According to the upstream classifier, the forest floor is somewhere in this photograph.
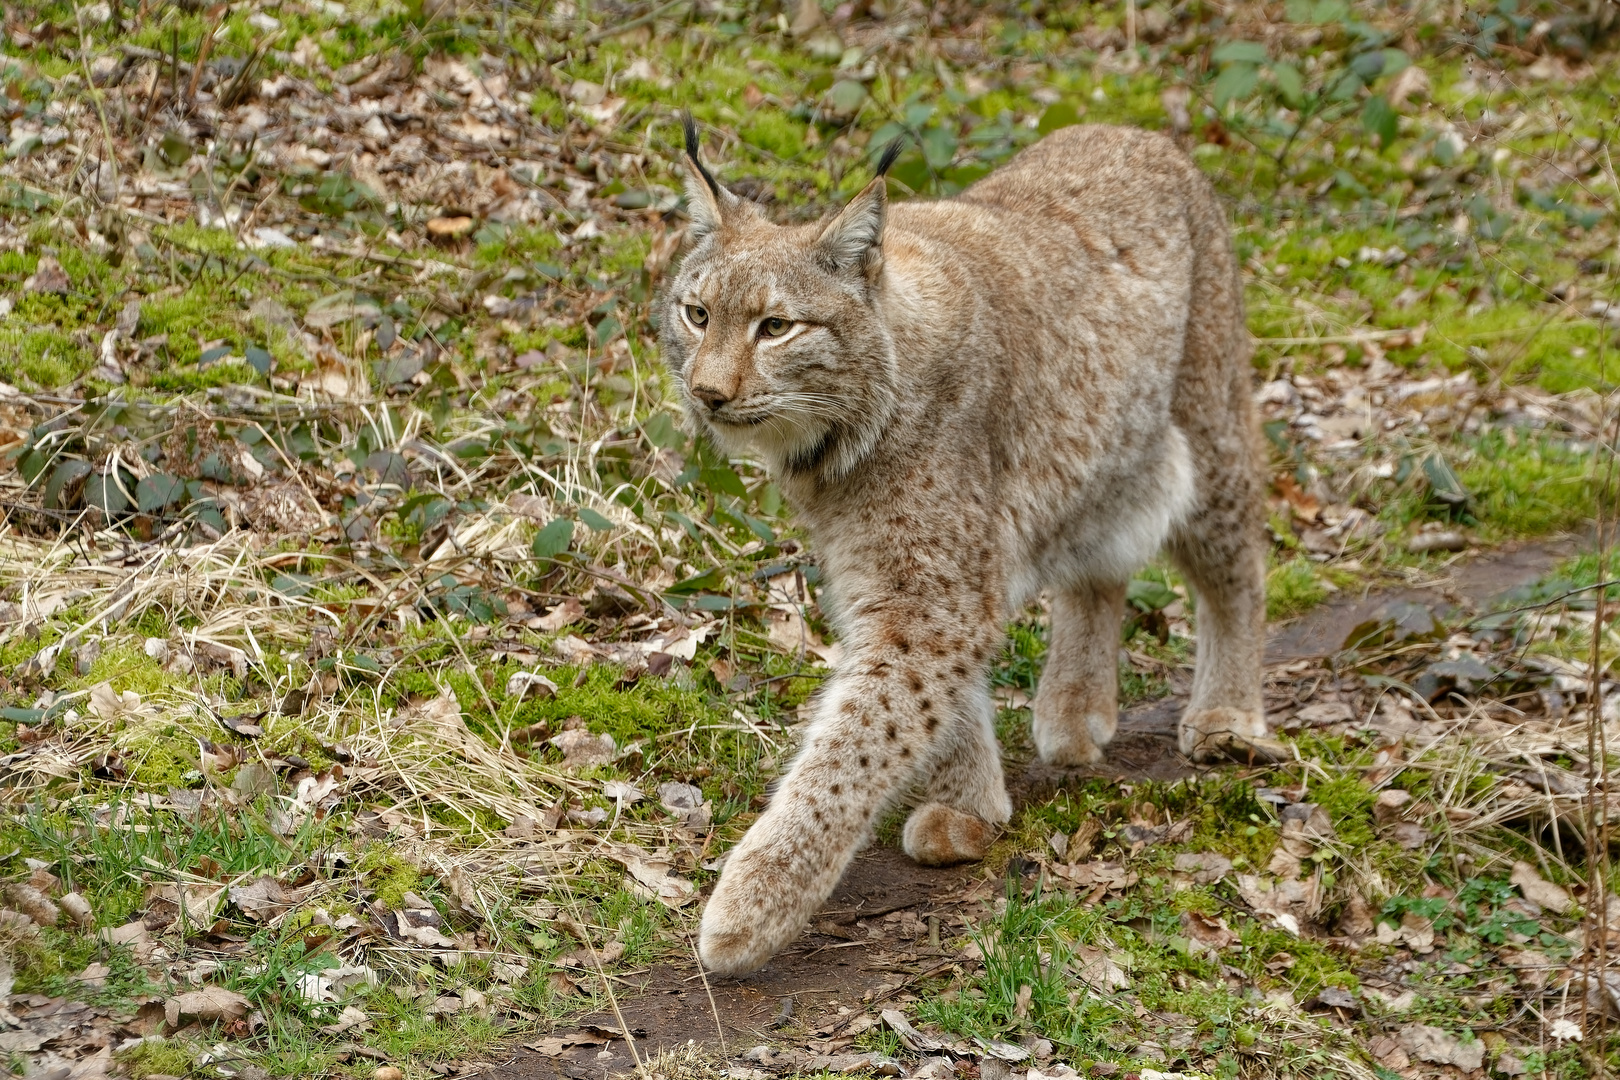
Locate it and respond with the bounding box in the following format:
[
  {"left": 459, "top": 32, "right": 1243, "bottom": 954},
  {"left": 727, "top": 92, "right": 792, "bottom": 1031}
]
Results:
[{"left": 0, "top": 0, "right": 1617, "bottom": 1078}]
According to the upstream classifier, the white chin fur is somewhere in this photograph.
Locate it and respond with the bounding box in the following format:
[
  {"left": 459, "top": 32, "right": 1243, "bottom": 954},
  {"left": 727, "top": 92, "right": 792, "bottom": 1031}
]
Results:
[{"left": 709, "top": 412, "right": 831, "bottom": 471}]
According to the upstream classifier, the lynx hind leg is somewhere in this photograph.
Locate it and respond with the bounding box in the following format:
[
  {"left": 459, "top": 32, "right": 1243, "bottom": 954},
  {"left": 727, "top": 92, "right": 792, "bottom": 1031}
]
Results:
[
  {"left": 1032, "top": 581, "right": 1126, "bottom": 766},
  {"left": 1168, "top": 444, "right": 1268, "bottom": 761},
  {"left": 903, "top": 688, "right": 1011, "bottom": 866}
]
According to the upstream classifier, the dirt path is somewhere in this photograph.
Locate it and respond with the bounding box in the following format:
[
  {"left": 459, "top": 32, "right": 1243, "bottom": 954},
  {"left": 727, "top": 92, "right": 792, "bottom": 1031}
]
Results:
[{"left": 475, "top": 537, "right": 1583, "bottom": 1078}]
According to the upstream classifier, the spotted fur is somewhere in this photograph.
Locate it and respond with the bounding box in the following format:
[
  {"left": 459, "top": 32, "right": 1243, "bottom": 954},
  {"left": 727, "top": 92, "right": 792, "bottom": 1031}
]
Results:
[{"left": 662, "top": 123, "right": 1267, "bottom": 976}]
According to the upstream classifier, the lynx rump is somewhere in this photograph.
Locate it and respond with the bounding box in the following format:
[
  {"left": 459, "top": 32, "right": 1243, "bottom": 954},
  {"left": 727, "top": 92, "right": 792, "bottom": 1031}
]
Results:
[{"left": 662, "top": 118, "right": 1267, "bottom": 976}]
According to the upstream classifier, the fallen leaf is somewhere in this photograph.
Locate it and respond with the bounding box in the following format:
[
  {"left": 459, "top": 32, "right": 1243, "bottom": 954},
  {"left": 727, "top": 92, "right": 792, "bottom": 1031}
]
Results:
[
  {"left": 550, "top": 729, "right": 616, "bottom": 769},
  {"left": 228, "top": 876, "right": 295, "bottom": 921},
  {"left": 1171, "top": 852, "right": 1232, "bottom": 884},
  {"left": 537, "top": 598, "right": 585, "bottom": 631},
  {"left": 321, "top": 1004, "right": 370, "bottom": 1035},
  {"left": 619, "top": 854, "right": 698, "bottom": 908},
  {"left": 1180, "top": 910, "right": 1238, "bottom": 954},
  {"left": 603, "top": 779, "right": 645, "bottom": 805},
  {"left": 1294, "top": 701, "right": 1354, "bottom": 726},
  {"left": 657, "top": 780, "right": 712, "bottom": 831},
  {"left": 881, "top": 1009, "right": 943, "bottom": 1052},
  {"left": 1049, "top": 860, "right": 1137, "bottom": 892},
  {"left": 295, "top": 964, "right": 377, "bottom": 1003},
  {"left": 1069, "top": 945, "right": 1130, "bottom": 990},
  {"left": 1397, "top": 1024, "right": 1484, "bottom": 1071},
  {"left": 1511, "top": 861, "right": 1572, "bottom": 914},
  {"left": 24, "top": 255, "right": 70, "bottom": 294},
  {"left": 505, "top": 670, "right": 558, "bottom": 701},
  {"left": 166, "top": 986, "right": 251, "bottom": 1028},
  {"left": 4, "top": 884, "right": 58, "bottom": 927},
  {"left": 1373, "top": 788, "right": 1412, "bottom": 824}
]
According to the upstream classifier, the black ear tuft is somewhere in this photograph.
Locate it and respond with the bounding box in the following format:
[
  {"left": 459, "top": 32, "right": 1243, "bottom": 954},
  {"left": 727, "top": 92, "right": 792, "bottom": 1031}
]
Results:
[
  {"left": 874, "top": 135, "right": 907, "bottom": 178},
  {"left": 682, "top": 112, "right": 724, "bottom": 201},
  {"left": 682, "top": 112, "right": 701, "bottom": 161}
]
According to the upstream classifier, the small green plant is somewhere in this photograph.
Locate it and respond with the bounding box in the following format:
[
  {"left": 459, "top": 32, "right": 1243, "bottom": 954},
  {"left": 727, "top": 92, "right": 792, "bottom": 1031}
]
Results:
[{"left": 1205, "top": 0, "right": 1415, "bottom": 180}]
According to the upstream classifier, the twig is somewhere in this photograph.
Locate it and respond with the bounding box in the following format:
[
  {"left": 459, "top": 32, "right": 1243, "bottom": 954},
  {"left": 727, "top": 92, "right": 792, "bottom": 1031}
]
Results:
[{"left": 580, "top": 0, "right": 689, "bottom": 46}]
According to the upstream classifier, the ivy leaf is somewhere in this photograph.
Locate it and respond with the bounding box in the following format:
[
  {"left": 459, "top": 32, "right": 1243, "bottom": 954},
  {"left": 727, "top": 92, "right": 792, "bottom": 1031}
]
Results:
[
  {"left": 43, "top": 460, "right": 91, "bottom": 510},
  {"left": 665, "top": 566, "right": 726, "bottom": 596},
  {"left": 1270, "top": 62, "right": 1305, "bottom": 108},
  {"left": 920, "top": 125, "right": 957, "bottom": 170},
  {"left": 531, "top": 518, "right": 574, "bottom": 559},
  {"left": 85, "top": 471, "right": 131, "bottom": 518},
  {"left": 1349, "top": 50, "right": 1387, "bottom": 80},
  {"left": 1362, "top": 94, "right": 1398, "bottom": 148},
  {"left": 578, "top": 507, "right": 615, "bottom": 532},
  {"left": 1127, "top": 578, "right": 1179, "bottom": 613},
  {"left": 642, "top": 411, "right": 686, "bottom": 451},
  {"left": 1038, "top": 100, "right": 1083, "bottom": 135},
  {"left": 244, "top": 345, "right": 273, "bottom": 376},
  {"left": 1212, "top": 63, "right": 1260, "bottom": 108},
  {"left": 136, "top": 473, "right": 186, "bottom": 513},
  {"left": 1379, "top": 48, "right": 1411, "bottom": 76},
  {"left": 1212, "top": 40, "right": 1269, "bottom": 64},
  {"left": 699, "top": 461, "right": 748, "bottom": 500}
]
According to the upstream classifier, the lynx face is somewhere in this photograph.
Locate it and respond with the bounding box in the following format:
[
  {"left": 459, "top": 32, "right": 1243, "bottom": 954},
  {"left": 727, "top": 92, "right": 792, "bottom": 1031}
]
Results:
[{"left": 660, "top": 157, "right": 899, "bottom": 478}]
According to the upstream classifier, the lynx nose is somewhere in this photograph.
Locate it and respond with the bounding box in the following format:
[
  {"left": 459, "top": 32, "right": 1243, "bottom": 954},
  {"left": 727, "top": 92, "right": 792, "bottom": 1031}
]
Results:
[{"left": 691, "top": 385, "right": 732, "bottom": 412}]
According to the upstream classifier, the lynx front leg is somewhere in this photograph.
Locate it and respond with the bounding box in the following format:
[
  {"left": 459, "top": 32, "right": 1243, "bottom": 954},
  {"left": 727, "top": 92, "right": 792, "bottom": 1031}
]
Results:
[
  {"left": 699, "top": 609, "right": 998, "bottom": 976},
  {"left": 1170, "top": 489, "right": 1268, "bottom": 760},
  {"left": 903, "top": 684, "right": 1011, "bottom": 866},
  {"left": 1032, "top": 581, "right": 1126, "bottom": 765}
]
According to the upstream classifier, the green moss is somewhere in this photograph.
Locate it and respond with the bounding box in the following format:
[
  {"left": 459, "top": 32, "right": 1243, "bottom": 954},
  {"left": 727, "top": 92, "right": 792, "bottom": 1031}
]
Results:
[
  {"left": 1310, "top": 773, "right": 1377, "bottom": 849},
  {"left": 119, "top": 735, "right": 194, "bottom": 790},
  {"left": 118, "top": 1036, "right": 197, "bottom": 1079},
  {"left": 1267, "top": 557, "right": 1329, "bottom": 620},
  {"left": 1458, "top": 430, "right": 1599, "bottom": 538},
  {"left": 742, "top": 112, "right": 806, "bottom": 160},
  {"left": 358, "top": 843, "right": 424, "bottom": 909}
]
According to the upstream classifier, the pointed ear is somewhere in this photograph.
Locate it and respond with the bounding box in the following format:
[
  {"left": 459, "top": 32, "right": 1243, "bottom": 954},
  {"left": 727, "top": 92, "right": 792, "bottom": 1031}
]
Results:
[
  {"left": 816, "top": 137, "right": 905, "bottom": 281},
  {"left": 682, "top": 113, "right": 739, "bottom": 241}
]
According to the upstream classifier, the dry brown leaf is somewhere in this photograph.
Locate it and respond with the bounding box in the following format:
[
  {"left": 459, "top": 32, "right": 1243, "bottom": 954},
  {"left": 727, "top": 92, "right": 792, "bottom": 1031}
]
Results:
[
  {"left": 165, "top": 986, "right": 251, "bottom": 1028},
  {"left": 550, "top": 729, "right": 616, "bottom": 769},
  {"left": 1510, "top": 861, "right": 1572, "bottom": 914},
  {"left": 1397, "top": 1024, "right": 1483, "bottom": 1071}
]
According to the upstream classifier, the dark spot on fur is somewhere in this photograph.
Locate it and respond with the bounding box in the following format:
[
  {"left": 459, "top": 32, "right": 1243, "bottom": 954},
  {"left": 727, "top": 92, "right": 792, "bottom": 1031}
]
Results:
[{"left": 885, "top": 723, "right": 898, "bottom": 741}]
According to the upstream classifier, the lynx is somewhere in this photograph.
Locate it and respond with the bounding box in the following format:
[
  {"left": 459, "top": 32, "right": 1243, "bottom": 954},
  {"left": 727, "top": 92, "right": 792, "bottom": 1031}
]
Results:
[{"left": 661, "top": 117, "right": 1267, "bottom": 976}]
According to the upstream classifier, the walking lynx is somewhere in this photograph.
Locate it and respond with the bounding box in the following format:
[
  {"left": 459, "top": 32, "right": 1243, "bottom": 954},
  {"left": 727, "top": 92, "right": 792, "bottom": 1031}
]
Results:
[{"left": 662, "top": 118, "right": 1266, "bottom": 976}]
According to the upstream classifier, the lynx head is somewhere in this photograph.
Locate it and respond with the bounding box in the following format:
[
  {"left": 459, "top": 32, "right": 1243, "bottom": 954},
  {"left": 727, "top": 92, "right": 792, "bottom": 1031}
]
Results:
[{"left": 661, "top": 116, "right": 904, "bottom": 481}]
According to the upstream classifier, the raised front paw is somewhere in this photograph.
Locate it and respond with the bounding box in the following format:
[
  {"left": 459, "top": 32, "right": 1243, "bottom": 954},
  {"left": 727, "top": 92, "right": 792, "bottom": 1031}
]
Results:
[{"left": 902, "top": 802, "right": 1000, "bottom": 866}]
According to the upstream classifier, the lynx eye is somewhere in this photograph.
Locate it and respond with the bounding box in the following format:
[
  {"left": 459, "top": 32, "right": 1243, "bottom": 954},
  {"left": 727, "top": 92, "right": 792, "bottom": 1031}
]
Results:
[
  {"left": 760, "top": 317, "right": 793, "bottom": 338},
  {"left": 685, "top": 304, "right": 709, "bottom": 328}
]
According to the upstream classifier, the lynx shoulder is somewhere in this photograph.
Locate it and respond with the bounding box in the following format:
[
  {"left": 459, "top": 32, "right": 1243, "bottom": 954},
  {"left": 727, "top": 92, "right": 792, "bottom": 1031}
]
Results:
[{"left": 662, "top": 118, "right": 1267, "bottom": 976}]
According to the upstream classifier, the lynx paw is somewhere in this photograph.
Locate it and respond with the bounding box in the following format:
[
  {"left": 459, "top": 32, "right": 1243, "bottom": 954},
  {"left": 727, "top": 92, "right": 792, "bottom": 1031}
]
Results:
[
  {"left": 903, "top": 803, "right": 1000, "bottom": 866},
  {"left": 1033, "top": 721, "right": 1107, "bottom": 766},
  {"left": 1179, "top": 707, "right": 1277, "bottom": 762},
  {"left": 698, "top": 857, "right": 805, "bottom": 976}
]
